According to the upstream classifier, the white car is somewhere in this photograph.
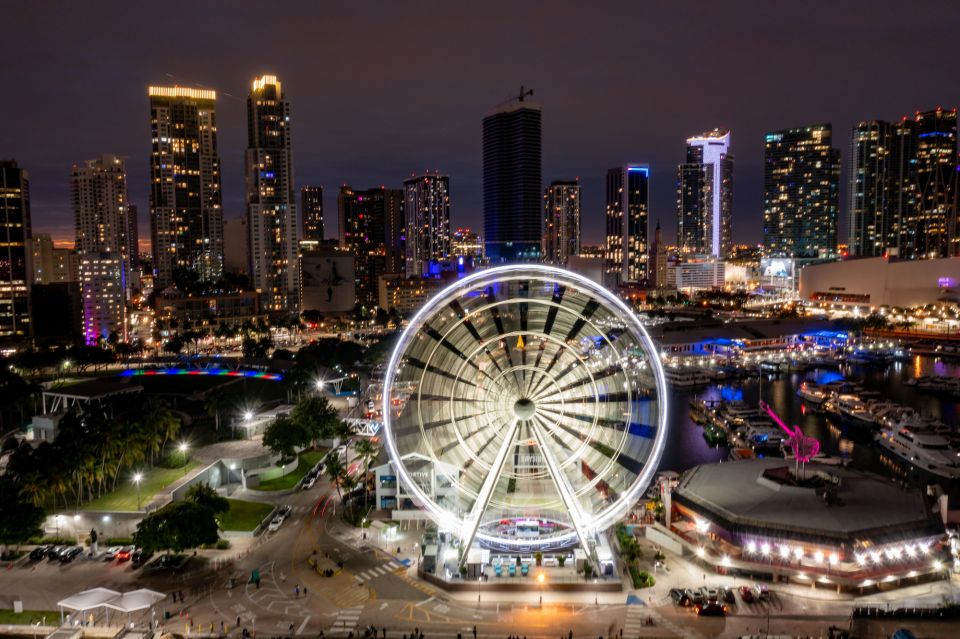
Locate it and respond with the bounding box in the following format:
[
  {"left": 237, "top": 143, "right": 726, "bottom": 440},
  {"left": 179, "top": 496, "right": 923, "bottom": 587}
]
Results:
[
  {"left": 267, "top": 517, "right": 284, "bottom": 532},
  {"left": 302, "top": 475, "right": 317, "bottom": 490}
]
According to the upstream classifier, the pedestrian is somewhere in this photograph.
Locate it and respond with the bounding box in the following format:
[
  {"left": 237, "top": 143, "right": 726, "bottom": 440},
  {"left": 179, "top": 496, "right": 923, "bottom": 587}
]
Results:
[
  {"left": 179, "top": 590, "right": 184, "bottom": 602},
  {"left": 473, "top": 626, "right": 477, "bottom": 639},
  {"left": 220, "top": 621, "right": 225, "bottom": 635},
  {"left": 172, "top": 592, "right": 178, "bottom": 603},
  {"left": 294, "top": 584, "right": 300, "bottom": 598},
  {"left": 382, "top": 628, "right": 386, "bottom": 639},
  {"left": 303, "top": 586, "right": 308, "bottom": 596},
  {"left": 237, "top": 616, "right": 241, "bottom": 628},
  {"left": 289, "top": 623, "right": 295, "bottom": 634},
  {"left": 568, "top": 631, "right": 573, "bottom": 639}
]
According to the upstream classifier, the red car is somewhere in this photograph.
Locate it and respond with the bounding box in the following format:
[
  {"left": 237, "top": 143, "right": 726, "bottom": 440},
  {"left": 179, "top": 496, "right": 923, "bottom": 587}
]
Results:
[
  {"left": 738, "top": 585, "right": 755, "bottom": 603},
  {"left": 116, "top": 546, "right": 133, "bottom": 562}
]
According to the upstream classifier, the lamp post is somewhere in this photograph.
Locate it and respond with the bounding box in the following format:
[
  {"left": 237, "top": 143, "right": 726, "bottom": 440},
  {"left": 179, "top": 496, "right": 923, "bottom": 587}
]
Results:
[
  {"left": 537, "top": 572, "right": 545, "bottom": 607},
  {"left": 178, "top": 442, "right": 189, "bottom": 476},
  {"left": 133, "top": 473, "right": 143, "bottom": 511}
]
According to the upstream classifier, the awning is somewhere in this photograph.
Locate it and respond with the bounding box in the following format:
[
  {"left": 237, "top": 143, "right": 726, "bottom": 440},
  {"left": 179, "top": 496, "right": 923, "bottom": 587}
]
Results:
[
  {"left": 102, "top": 589, "right": 166, "bottom": 613},
  {"left": 57, "top": 588, "right": 121, "bottom": 612}
]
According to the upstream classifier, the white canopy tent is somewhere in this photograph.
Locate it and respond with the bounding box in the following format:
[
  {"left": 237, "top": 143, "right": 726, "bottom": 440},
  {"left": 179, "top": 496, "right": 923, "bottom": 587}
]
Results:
[{"left": 57, "top": 588, "right": 165, "bottom": 626}]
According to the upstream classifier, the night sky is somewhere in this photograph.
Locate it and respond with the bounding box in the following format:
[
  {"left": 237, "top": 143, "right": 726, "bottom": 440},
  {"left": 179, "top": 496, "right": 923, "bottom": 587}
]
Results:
[{"left": 4, "top": 1, "right": 958, "bottom": 248}]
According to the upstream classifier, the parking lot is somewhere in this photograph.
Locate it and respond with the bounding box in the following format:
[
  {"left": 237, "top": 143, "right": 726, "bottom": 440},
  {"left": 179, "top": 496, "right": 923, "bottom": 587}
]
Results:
[{"left": 668, "top": 581, "right": 786, "bottom": 618}]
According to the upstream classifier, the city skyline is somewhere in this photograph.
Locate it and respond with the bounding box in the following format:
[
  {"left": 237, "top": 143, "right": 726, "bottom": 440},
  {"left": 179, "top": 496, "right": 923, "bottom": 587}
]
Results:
[{"left": 6, "top": 2, "right": 959, "bottom": 250}]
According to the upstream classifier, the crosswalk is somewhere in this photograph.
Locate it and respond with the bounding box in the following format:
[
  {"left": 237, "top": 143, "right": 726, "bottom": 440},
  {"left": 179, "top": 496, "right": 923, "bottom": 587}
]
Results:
[
  {"left": 328, "top": 606, "right": 362, "bottom": 634},
  {"left": 354, "top": 560, "right": 406, "bottom": 582},
  {"left": 622, "top": 603, "right": 702, "bottom": 639}
]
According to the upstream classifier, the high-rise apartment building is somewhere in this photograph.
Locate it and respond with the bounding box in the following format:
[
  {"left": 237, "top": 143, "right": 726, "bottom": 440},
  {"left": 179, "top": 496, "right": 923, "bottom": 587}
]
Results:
[
  {"left": 0, "top": 161, "right": 31, "bottom": 340},
  {"left": 338, "top": 185, "right": 404, "bottom": 307},
  {"left": 677, "top": 129, "right": 733, "bottom": 257},
  {"left": 542, "top": 180, "right": 581, "bottom": 265},
  {"left": 301, "top": 186, "right": 324, "bottom": 242},
  {"left": 72, "top": 154, "right": 133, "bottom": 295},
  {"left": 127, "top": 204, "right": 140, "bottom": 268},
  {"left": 451, "top": 228, "right": 484, "bottom": 262},
  {"left": 245, "top": 75, "right": 299, "bottom": 313},
  {"left": 483, "top": 90, "right": 542, "bottom": 262},
  {"left": 847, "top": 109, "right": 958, "bottom": 259},
  {"left": 404, "top": 173, "right": 450, "bottom": 276},
  {"left": 148, "top": 86, "right": 224, "bottom": 289},
  {"left": 29, "top": 234, "right": 78, "bottom": 285},
  {"left": 604, "top": 165, "right": 650, "bottom": 288},
  {"left": 79, "top": 254, "right": 126, "bottom": 346},
  {"left": 763, "top": 125, "right": 840, "bottom": 258}
]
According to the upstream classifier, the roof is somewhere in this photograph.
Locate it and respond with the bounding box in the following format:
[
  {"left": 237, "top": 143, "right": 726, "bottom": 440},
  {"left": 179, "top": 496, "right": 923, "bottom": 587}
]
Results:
[
  {"left": 673, "top": 458, "right": 940, "bottom": 543},
  {"left": 43, "top": 378, "right": 142, "bottom": 400},
  {"left": 649, "top": 318, "right": 841, "bottom": 347},
  {"left": 58, "top": 588, "right": 121, "bottom": 611},
  {"left": 58, "top": 588, "right": 165, "bottom": 613}
]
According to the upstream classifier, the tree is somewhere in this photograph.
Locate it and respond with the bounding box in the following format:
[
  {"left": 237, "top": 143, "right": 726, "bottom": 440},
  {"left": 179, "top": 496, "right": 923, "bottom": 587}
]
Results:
[
  {"left": 354, "top": 438, "right": 379, "bottom": 514},
  {"left": 262, "top": 416, "right": 307, "bottom": 461},
  {"left": 186, "top": 483, "right": 229, "bottom": 516},
  {"left": 324, "top": 454, "right": 347, "bottom": 501},
  {"left": 0, "top": 478, "right": 45, "bottom": 547},
  {"left": 291, "top": 395, "right": 340, "bottom": 446},
  {"left": 133, "top": 501, "right": 220, "bottom": 553}
]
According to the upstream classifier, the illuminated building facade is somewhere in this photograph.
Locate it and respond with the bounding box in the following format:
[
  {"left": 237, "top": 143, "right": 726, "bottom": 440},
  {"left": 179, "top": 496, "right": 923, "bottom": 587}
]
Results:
[
  {"left": 377, "top": 274, "right": 443, "bottom": 317},
  {"left": 604, "top": 164, "right": 649, "bottom": 288},
  {"left": 148, "top": 86, "right": 223, "bottom": 288},
  {"left": 301, "top": 185, "right": 324, "bottom": 241},
  {"left": 542, "top": 180, "right": 580, "bottom": 265},
  {"left": 79, "top": 253, "right": 125, "bottom": 345},
  {"left": 72, "top": 154, "right": 133, "bottom": 296},
  {"left": 848, "top": 110, "right": 958, "bottom": 259},
  {"left": 245, "top": 75, "right": 299, "bottom": 312},
  {"left": 763, "top": 124, "right": 840, "bottom": 258},
  {"left": 483, "top": 93, "right": 542, "bottom": 262},
  {"left": 404, "top": 173, "right": 450, "bottom": 277},
  {"left": 338, "top": 185, "right": 404, "bottom": 307},
  {"left": 0, "top": 161, "right": 31, "bottom": 341},
  {"left": 677, "top": 129, "right": 733, "bottom": 257},
  {"left": 451, "top": 228, "right": 483, "bottom": 262}
]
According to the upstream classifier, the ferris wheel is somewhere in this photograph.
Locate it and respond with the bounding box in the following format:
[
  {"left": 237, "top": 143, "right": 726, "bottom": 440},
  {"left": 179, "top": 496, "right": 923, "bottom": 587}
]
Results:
[{"left": 381, "top": 265, "right": 668, "bottom": 556}]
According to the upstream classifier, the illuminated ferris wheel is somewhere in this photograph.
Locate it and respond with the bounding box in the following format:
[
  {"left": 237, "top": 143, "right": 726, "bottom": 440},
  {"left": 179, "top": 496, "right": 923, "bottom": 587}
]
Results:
[{"left": 381, "top": 265, "right": 668, "bottom": 556}]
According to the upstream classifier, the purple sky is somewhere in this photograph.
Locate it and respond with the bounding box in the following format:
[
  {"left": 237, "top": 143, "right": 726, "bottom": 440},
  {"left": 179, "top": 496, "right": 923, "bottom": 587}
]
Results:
[{"left": 4, "top": 1, "right": 958, "bottom": 248}]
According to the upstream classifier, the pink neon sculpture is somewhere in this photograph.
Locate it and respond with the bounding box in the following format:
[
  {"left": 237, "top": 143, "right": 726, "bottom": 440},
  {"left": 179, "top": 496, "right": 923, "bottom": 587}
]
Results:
[{"left": 759, "top": 400, "right": 820, "bottom": 463}]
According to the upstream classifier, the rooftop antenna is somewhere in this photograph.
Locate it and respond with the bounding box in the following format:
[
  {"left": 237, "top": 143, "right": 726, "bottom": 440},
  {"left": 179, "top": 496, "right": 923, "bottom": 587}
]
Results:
[{"left": 517, "top": 86, "right": 533, "bottom": 102}]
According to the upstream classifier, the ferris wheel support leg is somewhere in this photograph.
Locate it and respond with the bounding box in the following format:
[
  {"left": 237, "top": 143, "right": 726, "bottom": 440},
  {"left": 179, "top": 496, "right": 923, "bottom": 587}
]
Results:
[
  {"left": 458, "top": 418, "right": 520, "bottom": 569},
  {"left": 530, "top": 421, "right": 599, "bottom": 570}
]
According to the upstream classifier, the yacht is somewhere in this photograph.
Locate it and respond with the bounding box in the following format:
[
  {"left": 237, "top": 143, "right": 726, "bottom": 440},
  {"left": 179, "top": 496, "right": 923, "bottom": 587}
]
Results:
[
  {"left": 824, "top": 394, "right": 876, "bottom": 429},
  {"left": 796, "top": 381, "right": 830, "bottom": 405},
  {"left": 875, "top": 427, "right": 960, "bottom": 481},
  {"left": 663, "top": 366, "right": 711, "bottom": 388}
]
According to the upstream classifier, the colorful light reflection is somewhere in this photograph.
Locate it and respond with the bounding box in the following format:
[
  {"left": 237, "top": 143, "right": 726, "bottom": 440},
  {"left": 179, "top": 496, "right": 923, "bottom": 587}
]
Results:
[{"left": 120, "top": 367, "right": 283, "bottom": 381}]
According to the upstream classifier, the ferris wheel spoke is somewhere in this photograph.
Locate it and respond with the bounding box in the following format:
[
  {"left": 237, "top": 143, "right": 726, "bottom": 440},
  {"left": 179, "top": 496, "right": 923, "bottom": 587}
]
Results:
[
  {"left": 529, "top": 420, "right": 599, "bottom": 567},
  {"left": 459, "top": 418, "right": 520, "bottom": 563}
]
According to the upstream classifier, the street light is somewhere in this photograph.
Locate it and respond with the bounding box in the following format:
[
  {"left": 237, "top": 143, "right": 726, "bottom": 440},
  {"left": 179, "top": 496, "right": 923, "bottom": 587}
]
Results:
[
  {"left": 244, "top": 411, "right": 253, "bottom": 422},
  {"left": 133, "top": 472, "right": 143, "bottom": 511},
  {"left": 537, "top": 572, "right": 545, "bottom": 606},
  {"left": 178, "top": 442, "right": 189, "bottom": 475}
]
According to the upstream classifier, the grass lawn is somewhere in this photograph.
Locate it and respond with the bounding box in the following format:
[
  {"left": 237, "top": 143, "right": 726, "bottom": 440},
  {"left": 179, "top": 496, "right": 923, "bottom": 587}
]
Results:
[
  {"left": 0, "top": 609, "right": 59, "bottom": 625},
  {"left": 255, "top": 450, "right": 326, "bottom": 491},
  {"left": 219, "top": 499, "right": 274, "bottom": 531},
  {"left": 83, "top": 461, "right": 200, "bottom": 512}
]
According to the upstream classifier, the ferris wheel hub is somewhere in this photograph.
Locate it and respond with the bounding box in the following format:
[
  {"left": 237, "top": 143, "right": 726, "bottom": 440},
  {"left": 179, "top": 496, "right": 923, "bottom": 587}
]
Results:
[{"left": 512, "top": 398, "right": 537, "bottom": 420}]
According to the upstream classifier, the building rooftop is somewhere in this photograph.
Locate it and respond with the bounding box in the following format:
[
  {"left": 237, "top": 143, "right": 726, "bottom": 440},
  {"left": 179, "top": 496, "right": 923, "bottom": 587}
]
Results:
[
  {"left": 673, "top": 458, "right": 940, "bottom": 544},
  {"left": 648, "top": 317, "right": 840, "bottom": 347}
]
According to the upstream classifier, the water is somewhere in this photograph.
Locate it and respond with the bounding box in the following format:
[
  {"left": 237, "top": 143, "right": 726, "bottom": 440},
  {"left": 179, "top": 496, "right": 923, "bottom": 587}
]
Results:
[{"left": 658, "top": 356, "right": 960, "bottom": 494}]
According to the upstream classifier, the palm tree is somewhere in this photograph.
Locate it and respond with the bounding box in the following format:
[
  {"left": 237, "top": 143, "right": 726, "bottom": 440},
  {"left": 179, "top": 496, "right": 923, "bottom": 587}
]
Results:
[
  {"left": 140, "top": 397, "right": 180, "bottom": 465},
  {"left": 354, "top": 438, "right": 379, "bottom": 515},
  {"left": 325, "top": 454, "right": 346, "bottom": 502},
  {"left": 205, "top": 386, "right": 228, "bottom": 432}
]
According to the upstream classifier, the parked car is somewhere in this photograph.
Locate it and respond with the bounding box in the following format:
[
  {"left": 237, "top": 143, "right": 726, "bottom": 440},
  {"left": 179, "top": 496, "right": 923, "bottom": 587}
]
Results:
[
  {"left": 116, "top": 546, "right": 134, "bottom": 562},
  {"left": 131, "top": 548, "right": 153, "bottom": 567},
  {"left": 704, "top": 587, "right": 720, "bottom": 602},
  {"left": 738, "top": 585, "right": 755, "bottom": 603},
  {"left": 59, "top": 547, "right": 83, "bottom": 563},
  {"left": 277, "top": 505, "right": 292, "bottom": 518},
  {"left": 268, "top": 516, "right": 285, "bottom": 532},
  {"left": 46, "top": 546, "right": 65, "bottom": 560},
  {"left": 753, "top": 583, "right": 770, "bottom": 600},
  {"left": 302, "top": 475, "right": 317, "bottom": 490},
  {"left": 30, "top": 545, "right": 51, "bottom": 561},
  {"left": 669, "top": 588, "right": 692, "bottom": 607},
  {"left": 696, "top": 601, "right": 727, "bottom": 616},
  {"left": 688, "top": 588, "right": 704, "bottom": 605},
  {"left": 720, "top": 587, "right": 736, "bottom": 605},
  {"left": 102, "top": 546, "right": 122, "bottom": 560}
]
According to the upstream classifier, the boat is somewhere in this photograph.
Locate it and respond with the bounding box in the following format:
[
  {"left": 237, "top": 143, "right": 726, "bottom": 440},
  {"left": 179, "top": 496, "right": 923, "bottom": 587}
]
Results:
[
  {"left": 796, "top": 381, "right": 830, "bottom": 405},
  {"left": 823, "top": 394, "right": 876, "bottom": 429},
  {"left": 875, "top": 427, "right": 960, "bottom": 481},
  {"left": 663, "top": 366, "right": 711, "bottom": 388}
]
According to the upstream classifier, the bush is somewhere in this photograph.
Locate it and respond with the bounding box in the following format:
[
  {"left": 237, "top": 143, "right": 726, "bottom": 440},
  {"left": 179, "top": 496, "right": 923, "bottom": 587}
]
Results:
[
  {"left": 104, "top": 537, "right": 133, "bottom": 546},
  {"left": 629, "top": 566, "right": 655, "bottom": 589},
  {"left": 27, "top": 536, "right": 76, "bottom": 545},
  {"left": 1, "top": 550, "right": 25, "bottom": 560},
  {"left": 216, "top": 539, "right": 231, "bottom": 550},
  {"left": 557, "top": 555, "right": 566, "bottom": 568}
]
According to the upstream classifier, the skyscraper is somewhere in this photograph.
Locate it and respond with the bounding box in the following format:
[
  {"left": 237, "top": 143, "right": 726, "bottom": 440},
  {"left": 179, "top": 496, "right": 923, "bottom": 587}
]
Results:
[
  {"left": 127, "top": 204, "right": 140, "bottom": 268},
  {"left": 847, "top": 109, "right": 958, "bottom": 259},
  {"left": 483, "top": 89, "right": 542, "bottom": 262},
  {"left": 72, "top": 154, "right": 133, "bottom": 294},
  {"left": 677, "top": 129, "right": 733, "bottom": 257},
  {"left": 763, "top": 125, "right": 840, "bottom": 258},
  {"left": 0, "top": 161, "right": 31, "bottom": 340},
  {"left": 245, "top": 74, "right": 299, "bottom": 313},
  {"left": 404, "top": 173, "right": 450, "bottom": 276},
  {"left": 148, "top": 86, "right": 223, "bottom": 289},
  {"left": 848, "top": 120, "right": 895, "bottom": 257},
  {"left": 79, "top": 254, "right": 125, "bottom": 346},
  {"left": 604, "top": 165, "right": 650, "bottom": 288},
  {"left": 338, "top": 185, "right": 404, "bottom": 307},
  {"left": 542, "top": 180, "right": 581, "bottom": 265},
  {"left": 301, "top": 186, "right": 324, "bottom": 242},
  {"left": 908, "top": 109, "right": 958, "bottom": 258}
]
